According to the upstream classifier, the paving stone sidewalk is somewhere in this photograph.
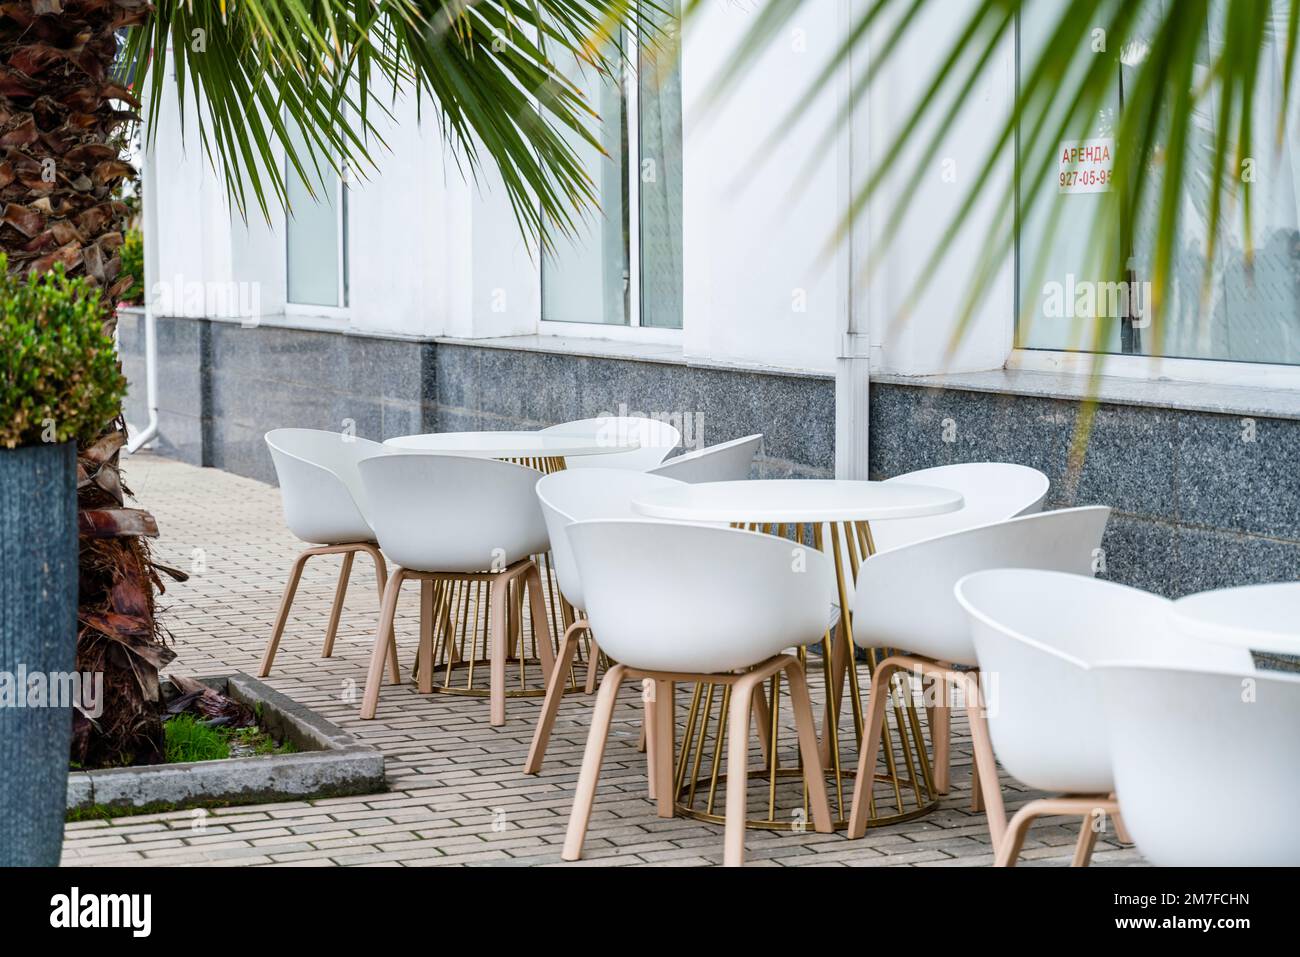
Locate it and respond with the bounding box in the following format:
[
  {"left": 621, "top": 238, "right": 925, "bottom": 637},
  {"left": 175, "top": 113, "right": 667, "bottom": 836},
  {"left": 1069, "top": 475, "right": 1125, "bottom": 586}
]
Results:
[{"left": 62, "top": 453, "right": 1144, "bottom": 868}]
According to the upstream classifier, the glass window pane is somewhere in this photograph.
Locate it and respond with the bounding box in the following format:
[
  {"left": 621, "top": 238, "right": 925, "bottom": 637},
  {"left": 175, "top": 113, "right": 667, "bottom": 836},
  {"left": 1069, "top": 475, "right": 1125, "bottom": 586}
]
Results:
[
  {"left": 542, "top": 33, "right": 631, "bottom": 326},
  {"left": 638, "top": 1, "right": 684, "bottom": 330},
  {"left": 286, "top": 120, "right": 342, "bottom": 308},
  {"left": 1018, "top": 1, "right": 1300, "bottom": 365},
  {"left": 1016, "top": 1, "right": 1124, "bottom": 354}
]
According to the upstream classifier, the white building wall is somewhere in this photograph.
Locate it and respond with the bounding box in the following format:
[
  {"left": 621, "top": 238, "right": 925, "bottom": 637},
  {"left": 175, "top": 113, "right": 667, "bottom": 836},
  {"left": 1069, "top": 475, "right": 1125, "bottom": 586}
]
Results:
[
  {"left": 680, "top": 1, "right": 849, "bottom": 375},
  {"left": 858, "top": 0, "right": 1016, "bottom": 375},
  {"left": 146, "top": 8, "right": 1016, "bottom": 375},
  {"left": 344, "top": 90, "right": 447, "bottom": 338}
]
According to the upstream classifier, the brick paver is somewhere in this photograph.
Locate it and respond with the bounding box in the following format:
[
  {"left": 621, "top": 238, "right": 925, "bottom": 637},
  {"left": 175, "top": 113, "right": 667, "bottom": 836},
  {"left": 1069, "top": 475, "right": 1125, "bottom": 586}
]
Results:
[{"left": 63, "top": 453, "right": 1145, "bottom": 868}]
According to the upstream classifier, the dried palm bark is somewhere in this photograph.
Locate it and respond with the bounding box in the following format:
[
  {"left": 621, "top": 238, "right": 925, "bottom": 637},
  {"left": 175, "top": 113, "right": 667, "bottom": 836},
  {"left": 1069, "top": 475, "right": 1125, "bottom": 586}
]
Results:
[{"left": 0, "top": 1, "right": 179, "bottom": 768}]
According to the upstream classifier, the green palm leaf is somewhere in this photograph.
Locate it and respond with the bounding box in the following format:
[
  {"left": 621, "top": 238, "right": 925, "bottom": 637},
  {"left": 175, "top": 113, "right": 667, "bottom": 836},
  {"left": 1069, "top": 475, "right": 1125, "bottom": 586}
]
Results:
[
  {"left": 716, "top": 0, "right": 1296, "bottom": 363},
  {"left": 121, "top": 1, "right": 659, "bottom": 247}
]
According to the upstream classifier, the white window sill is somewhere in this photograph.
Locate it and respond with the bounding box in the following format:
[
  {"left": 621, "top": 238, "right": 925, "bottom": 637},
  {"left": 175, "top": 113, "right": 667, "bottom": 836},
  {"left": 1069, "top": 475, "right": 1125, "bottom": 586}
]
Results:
[
  {"left": 872, "top": 366, "right": 1300, "bottom": 421},
  {"left": 435, "top": 334, "right": 832, "bottom": 380}
]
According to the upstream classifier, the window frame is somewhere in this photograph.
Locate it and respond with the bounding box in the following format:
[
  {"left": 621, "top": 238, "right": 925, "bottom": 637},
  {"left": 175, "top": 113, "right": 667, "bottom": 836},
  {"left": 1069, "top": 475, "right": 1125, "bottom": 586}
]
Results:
[
  {"left": 538, "top": 8, "right": 682, "bottom": 341},
  {"left": 284, "top": 134, "right": 350, "bottom": 319},
  {"left": 1011, "top": 7, "right": 1300, "bottom": 383}
]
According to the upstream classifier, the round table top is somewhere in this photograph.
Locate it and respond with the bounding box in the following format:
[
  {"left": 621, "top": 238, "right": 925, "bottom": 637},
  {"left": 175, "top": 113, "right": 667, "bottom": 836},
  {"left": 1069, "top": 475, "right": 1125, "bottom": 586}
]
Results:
[
  {"left": 384, "top": 430, "right": 640, "bottom": 458},
  {"left": 631, "top": 479, "right": 964, "bottom": 524},
  {"left": 1170, "top": 582, "right": 1300, "bottom": 657}
]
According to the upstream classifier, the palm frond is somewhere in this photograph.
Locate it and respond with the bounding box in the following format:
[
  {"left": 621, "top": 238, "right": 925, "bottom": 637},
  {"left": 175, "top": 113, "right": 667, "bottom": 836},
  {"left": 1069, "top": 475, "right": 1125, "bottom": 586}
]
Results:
[
  {"left": 122, "top": 1, "right": 662, "bottom": 246},
  {"left": 716, "top": 0, "right": 1296, "bottom": 361}
]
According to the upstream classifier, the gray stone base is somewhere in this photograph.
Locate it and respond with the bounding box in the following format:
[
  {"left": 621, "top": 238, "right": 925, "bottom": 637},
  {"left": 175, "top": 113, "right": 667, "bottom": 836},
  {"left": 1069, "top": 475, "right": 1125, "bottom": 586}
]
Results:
[
  {"left": 67, "top": 674, "right": 385, "bottom": 813},
  {"left": 119, "top": 314, "right": 1300, "bottom": 600}
]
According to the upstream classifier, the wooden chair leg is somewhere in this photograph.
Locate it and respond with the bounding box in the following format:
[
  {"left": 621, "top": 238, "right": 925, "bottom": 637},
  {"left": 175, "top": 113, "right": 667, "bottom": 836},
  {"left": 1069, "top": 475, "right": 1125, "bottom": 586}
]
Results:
[
  {"left": 259, "top": 549, "right": 313, "bottom": 678},
  {"left": 847, "top": 659, "right": 904, "bottom": 838},
  {"left": 992, "top": 795, "right": 1114, "bottom": 866},
  {"left": 1110, "top": 796, "right": 1134, "bottom": 844},
  {"left": 751, "top": 683, "right": 773, "bottom": 765},
  {"left": 524, "top": 564, "right": 555, "bottom": 682},
  {"left": 723, "top": 675, "right": 758, "bottom": 867},
  {"left": 321, "top": 551, "right": 355, "bottom": 659},
  {"left": 417, "top": 580, "right": 434, "bottom": 694},
  {"left": 363, "top": 548, "right": 400, "bottom": 686},
  {"left": 783, "top": 659, "right": 833, "bottom": 834},
  {"left": 929, "top": 676, "right": 951, "bottom": 794},
  {"left": 653, "top": 679, "right": 675, "bottom": 818},
  {"left": 993, "top": 801, "right": 1040, "bottom": 867},
  {"left": 1072, "top": 813, "right": 1101, "bottom": 867},
  {"left": 644, "top": 679, "right": 658, "bottom": 800},
  {"left": 360, "top": 571, "right": 405, "bottom": 719},
  {"left": 562, "top": 664, "right": 629, "bottom": 861},
  {"left": 584, "top": 639, "right": 602, "bottom": 695},
  {"left": 489, "top": 574, "right": 510, "bottom": 726},
  {"left": 961, "top": 671, "right": 1007, "bottom": 850},
  {"left": 637, "top": 721, "right": 647, "bottom": 752},
  {"left": 524, "top": 621, "right": 588, "bottom": 774}
]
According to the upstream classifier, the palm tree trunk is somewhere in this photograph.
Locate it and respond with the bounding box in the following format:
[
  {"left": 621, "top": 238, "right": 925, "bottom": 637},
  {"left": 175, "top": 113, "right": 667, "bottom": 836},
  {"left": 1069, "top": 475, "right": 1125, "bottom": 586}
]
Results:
[{"left": 1, "top": 0, "right": 178, "bottom": 767}]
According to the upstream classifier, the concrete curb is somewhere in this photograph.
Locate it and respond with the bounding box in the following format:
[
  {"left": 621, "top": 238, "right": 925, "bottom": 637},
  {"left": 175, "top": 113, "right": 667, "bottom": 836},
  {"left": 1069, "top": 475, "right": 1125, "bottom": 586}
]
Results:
[{"left": 68, "top": 673, "right": 385, "bottom": 813}]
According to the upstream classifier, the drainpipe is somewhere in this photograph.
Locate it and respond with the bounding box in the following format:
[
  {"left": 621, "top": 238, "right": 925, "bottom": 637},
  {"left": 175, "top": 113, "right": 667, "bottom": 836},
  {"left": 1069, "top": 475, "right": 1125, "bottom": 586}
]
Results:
[
  {"left": 834, "top": 0, "right": 871, "bottom": 481},
  {"left": 835, "top": 336, "right": 871, "bottom": 480},
  {"left": 125, "top": 123, "right": 160, "bottom": 456}
]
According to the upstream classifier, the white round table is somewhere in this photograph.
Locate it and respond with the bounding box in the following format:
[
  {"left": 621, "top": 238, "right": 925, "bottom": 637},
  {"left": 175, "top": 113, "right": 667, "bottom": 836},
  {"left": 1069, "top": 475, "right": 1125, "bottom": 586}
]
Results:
[
  {"left": 384, "top": 430, "right": 639, "bottom": 465},
  {"left": 1170, "top": 583, "right": 1300, "bottom": 658},
  {"left": 632, "top": 479, "right": 963, "bottom": 525},
  {"left": 630, "top": 479, "right": 964, "bottom": 831}
]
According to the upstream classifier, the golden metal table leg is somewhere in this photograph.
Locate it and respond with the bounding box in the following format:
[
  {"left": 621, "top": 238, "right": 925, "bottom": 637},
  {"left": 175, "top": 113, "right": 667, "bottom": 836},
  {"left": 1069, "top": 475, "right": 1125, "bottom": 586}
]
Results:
[{"left": 416, "top": 454, "right": 593, "bottom": 699}]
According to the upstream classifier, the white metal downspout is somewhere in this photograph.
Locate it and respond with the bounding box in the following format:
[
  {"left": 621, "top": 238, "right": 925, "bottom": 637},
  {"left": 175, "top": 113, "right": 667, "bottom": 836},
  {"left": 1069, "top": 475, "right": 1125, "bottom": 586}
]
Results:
[
  {"left": 834, "top": 0, "right": 871, "bottom": 480},
  {"left": 125, "top": 121, "right": 160, "bottom": 455}
]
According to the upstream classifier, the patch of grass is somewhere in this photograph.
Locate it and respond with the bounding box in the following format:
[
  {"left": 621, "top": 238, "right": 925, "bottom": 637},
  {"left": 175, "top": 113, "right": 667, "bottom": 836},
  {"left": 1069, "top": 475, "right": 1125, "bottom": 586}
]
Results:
[
  {"left": 67, "top": 799, "right": 238, "bottom": 823},
  {"left": 164, "top": 715, "right": 231, "bottom": 763},
  {"left": 226, "top": 725, "right": 298, "bottom": 756}
]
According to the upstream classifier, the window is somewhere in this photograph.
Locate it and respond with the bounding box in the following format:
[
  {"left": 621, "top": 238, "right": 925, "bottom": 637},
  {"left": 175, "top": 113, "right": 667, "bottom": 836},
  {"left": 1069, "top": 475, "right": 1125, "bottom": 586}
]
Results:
[
  {"left": 541, "top": 2, "right": 683, "bottom": 330},
  {"left": 1016, "top": 1, "right": 1300, "bottom": 365},
  {"left": 285, "top": 119, "right": 349, "bottom": 310}
]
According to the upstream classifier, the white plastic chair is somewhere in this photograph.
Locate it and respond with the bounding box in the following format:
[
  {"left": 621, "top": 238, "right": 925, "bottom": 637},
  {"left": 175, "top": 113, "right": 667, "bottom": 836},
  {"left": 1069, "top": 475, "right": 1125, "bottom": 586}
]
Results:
[
  {"left": 647, "top": 434, "right": 762, "bottom": 483},
  {"left": 525, "top": 469, "right": 686, "bottom": 774},
  {"left": 542, "top": 416, "right": 680, "bottom": 471},
  {"left": 955, "top": 568, "right": 1252, "bottom": 866},
  {"left": 259, "top": 429, "right": 397, "bottom": 683},
  {"left": 355, "top": 454, "right": 552, "bottom": 725},
  {"left": 1094, "top": 663, "right": 1300, "bottom": 866},
  {"left": 846, "top": 506, "right": 1110, "bottom": 847},
  {"left": 868, "top": 462, "right": 1050, "bottom": 553},
  {"left": 561, "top": 520, "right": 835, "bottom": 867}
]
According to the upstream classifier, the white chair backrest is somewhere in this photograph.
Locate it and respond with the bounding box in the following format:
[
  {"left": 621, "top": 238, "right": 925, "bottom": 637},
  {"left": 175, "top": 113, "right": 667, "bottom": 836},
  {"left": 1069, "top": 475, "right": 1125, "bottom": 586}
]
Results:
[
  {"left": 1095, "top": 663, "right": 1300, "bottom": 866},
  {"left": 852, "top": 506, "right": 1110, "bottom": 667},
  {"left": 543, "top": 416, "right": 681, "bottom": 471},
  {"left": 535, "top": 469, "right": 685, "bottom": 611},
  {"left": 955, "top": 568, "right": 1254, "bottom": 796},
  {"left": 357, "top": 454, "right": 549, "bottom": 572},
  {"left": 869, "top": 463, "right": 1050, "bottom": 553},
  {"left": 568, "top": 520, "right": 834, "bottom": 674},
  {"left": 647, "top": 434, "right": 762, "bottom": 483},
  {"left": 265, "top": 429, "right": 385, "bottom": 544}
]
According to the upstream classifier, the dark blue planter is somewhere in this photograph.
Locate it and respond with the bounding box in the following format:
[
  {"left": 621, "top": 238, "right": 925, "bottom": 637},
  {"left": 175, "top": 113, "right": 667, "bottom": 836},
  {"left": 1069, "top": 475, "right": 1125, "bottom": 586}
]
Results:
[{"left": 0, "top": 442, "right": 78, "bottom": 866}]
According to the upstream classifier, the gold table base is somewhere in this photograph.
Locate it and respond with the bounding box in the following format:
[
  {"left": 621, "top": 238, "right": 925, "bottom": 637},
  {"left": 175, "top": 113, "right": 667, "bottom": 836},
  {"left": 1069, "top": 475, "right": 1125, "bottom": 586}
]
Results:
[
  {"left": 414, "top": 454, "right": 598, "bottom": 699},
  {"left": 672, "top": 521, "right": 940, "bottom": 832}
]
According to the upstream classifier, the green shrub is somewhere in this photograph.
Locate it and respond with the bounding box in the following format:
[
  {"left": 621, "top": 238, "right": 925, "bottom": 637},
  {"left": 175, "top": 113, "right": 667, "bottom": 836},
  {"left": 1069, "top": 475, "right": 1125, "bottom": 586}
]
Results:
[
  {"left": 118, "top": 229, "right": 144, "bottom": 305},
  {"left": 0, "top": 256, "right": 127, "bottom": 449},
  {"left": 164, "top": 715, "right": 231, "bottom": 764}
]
